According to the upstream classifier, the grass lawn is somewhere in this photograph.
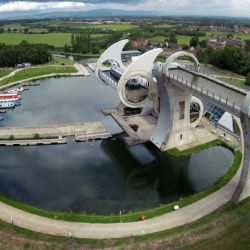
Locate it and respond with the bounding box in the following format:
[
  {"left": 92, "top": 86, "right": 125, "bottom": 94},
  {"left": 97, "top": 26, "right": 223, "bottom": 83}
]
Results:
[
  {"left": 216, "top": 76, "right": 246, "bottom": 85},
  {"left": 205, "top": 63, "right": 246, "bottom": 79},
  {"left": 0, "top": 70, "right": 13, "bottom": 78},
  {"left": 176, "top": 35, "right": 192, "bottom": 45},
  {"left": 0, "top": 33, "right": 108, "bottom": 47},
  {"left": 149, "top": 35, "right": 167, "bottom": 41},
  {"left": 0, "top": 197, "right": 249, "bottom": 249},
  {"left": 0, "top": 66, "right": 77, "bottom": 86},
  {"left": 154, "top": 24, "right": 177, "bottom": 28},
  {"left": 56, "top": 22, "right": 138, "bottom": 31},
  {"left": 51, "top": 57, "right": 74, "bottom": 66}
]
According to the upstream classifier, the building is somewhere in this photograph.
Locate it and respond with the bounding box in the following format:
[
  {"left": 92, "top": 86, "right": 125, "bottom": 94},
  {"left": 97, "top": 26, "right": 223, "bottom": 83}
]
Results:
[
  {"left": 132, "top": 38, "right": 148, "bottom": 48},
  {"left": 121, "top": 50, "right": 142, "bottom": 62},
  {"left": 23, "top": 62, "right": 32, "bottom": 68}
]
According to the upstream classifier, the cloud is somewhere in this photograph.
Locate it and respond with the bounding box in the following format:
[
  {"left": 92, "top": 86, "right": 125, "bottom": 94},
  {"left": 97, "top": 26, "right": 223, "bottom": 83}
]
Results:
[
  {"left": 0, "top": 0, "right": 249, "bottom": 17},
  {"left": 0, "top": 1, "right": 89, "bottom": 12}
]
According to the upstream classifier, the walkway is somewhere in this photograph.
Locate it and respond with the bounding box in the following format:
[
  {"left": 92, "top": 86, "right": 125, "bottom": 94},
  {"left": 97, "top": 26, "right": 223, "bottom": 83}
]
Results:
[
  {"left": 0, "top": 122, "right": 109, "bottom": 140},
  {"left": 74, "top": 63, "right": 90, "bottom": 76},
  {"left": 0, "top": 68, "right": 24, "bottom": 82},
  {"left": 0, "top": 157, "right": 242, "bottom": 239}
]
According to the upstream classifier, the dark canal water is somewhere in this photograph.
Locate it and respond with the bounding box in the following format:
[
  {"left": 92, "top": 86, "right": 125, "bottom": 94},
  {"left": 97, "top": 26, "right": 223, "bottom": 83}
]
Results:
[{"left": 0, "top": 75, "right": 234, "bottom": 214}]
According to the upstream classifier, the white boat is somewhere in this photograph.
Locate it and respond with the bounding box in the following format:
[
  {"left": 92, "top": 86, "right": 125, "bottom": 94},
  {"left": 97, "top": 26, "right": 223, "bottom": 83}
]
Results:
[
  {"left": 7, "top": 86, "right": 24, "bottom": 93},
  {"left": 0, "top": 100, "right": 15, "bottom": 109}
]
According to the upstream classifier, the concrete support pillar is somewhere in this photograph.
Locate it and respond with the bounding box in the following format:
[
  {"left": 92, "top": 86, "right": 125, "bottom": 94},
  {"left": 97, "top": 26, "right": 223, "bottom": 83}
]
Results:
[{"left": 162, "top": 84, "right": 194, "bottom": 150}]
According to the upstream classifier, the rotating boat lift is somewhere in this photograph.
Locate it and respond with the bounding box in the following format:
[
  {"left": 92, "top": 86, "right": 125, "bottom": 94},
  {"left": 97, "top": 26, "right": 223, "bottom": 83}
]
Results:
[
  {"left": 96, "top": 39, "right": 204, "bottom": 151},
  {"left": 95, "top": 39, "right": 250, "bottom": 201}
]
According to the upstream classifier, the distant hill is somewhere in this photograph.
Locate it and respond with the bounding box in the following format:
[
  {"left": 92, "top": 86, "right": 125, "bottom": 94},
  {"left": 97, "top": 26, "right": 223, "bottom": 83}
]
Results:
[{"left": 0, "top": 9, "right": 160, "bottom": 20}]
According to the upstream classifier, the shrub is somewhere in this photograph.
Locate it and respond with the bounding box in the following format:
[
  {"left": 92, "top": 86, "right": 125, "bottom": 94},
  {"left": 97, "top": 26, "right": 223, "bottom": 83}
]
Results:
[
  {"left": 8, "top": 135, "right": 14, "bottom": 140},
  {"left": 33, "top": 133, "right": 40, "bottom": 139}
]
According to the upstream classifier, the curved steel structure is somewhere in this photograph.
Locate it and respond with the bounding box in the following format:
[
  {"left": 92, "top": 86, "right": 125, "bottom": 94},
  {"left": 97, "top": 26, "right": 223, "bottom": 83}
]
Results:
[
  {"left": 95, "top": 39, "right": 129, "bottom": 79},
  {"left": 190, "top": 96, "right": 204, "bottom": 129},
  {"left": 117, "top": 48, "right": 162, "bottom": 108},
  {"left": 164, "top": 51, "right": 200, "bottom": 73},
  {"left": 96, "top": 40, "right": 250, "bottom": 201}
]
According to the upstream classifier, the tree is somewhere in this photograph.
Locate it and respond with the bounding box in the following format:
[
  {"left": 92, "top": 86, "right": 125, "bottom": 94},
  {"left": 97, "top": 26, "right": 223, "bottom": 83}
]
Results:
[
  {"left": 64, "top": 44, "right": 70, "bottom": 53},
  {"left": 246, "top": 72, "right": 250, "bottom": 86},
  {"left": 190, "top": 36, "right": 199, "bottom": 47},
  {"left": 92, "top": 47, "right": 100, "bottom": 54},
  {"left": 24, "top": 28, "right": 29, "bottom": 34},
  {"left": 0, "top": 42, "right": 52, "bottom": 67},
  {"left": 168, "top": 34, "right": 177, "bottom": 44},
  {"left": 71, "top": 33, "right": 92, "bottom": 53},
  {"left": 245, "top": 40, "right": 250, "bottom": 53},
  {"left": 199, "top": 39, "right": 207, "bottom": 48}
]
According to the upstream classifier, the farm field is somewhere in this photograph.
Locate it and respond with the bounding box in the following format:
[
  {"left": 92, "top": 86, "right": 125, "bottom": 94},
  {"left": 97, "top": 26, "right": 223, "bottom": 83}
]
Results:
[
  {"left": 49, "top": 21, "right": 138, "bottom": 31},
  {"left": 149, "top": 35, "right": 167, "bottom": 41},
  {"left": 154, "top": 24, "right": 177, "bottom": 28},
  {"left": 176, "top": 35, "right": 192, "bottom": 44},
  {"left": 205, "top": 31, "right": 250, "bottom": 40},
  {"left": 0, "top": 33, "right": 108, "bottom": 47}
]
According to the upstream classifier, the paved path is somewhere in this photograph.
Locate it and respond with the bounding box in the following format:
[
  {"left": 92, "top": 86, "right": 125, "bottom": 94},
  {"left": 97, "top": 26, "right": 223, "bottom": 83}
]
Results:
[
  {"left": 0, "top": 68, "right": 23, "bottom": 81},
  {"left": 0, "top": 138, "right": 67, "bottom": 146},
  {"left": 0, "top": 157, "right": 243, "bottom": 239},
  {"left": 0, "top": 122, "right": 108, "bottom": 140},
  {"left": 74, "top": 63, "right": 90, "bottom": 76}
]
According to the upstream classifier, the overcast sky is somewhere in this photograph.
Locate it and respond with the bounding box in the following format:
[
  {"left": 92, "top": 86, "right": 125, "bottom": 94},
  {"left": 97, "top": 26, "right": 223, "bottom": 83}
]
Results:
[{"left": 0, "top": 0, "right": 249, "bottom": 17}]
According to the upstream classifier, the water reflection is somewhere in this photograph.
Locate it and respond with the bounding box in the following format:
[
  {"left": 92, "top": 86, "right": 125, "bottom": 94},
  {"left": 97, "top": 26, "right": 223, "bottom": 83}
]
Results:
[
  {"left": 0, "top": 76, "right": 234, "bottom": 215},
  {"left": 0, "top": 76, "right": 122, "bottom": 134},
  {"left": 0, "top": 136, "right": 233, "bottom": 214}
]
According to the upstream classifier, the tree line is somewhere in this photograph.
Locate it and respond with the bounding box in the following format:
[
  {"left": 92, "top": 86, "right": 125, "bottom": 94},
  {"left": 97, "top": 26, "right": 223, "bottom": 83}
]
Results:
[
  {"left": 0, "top": 41, "right": 52, "bottom": 67},
  {"left": 197, "top": 45, "right": 250, "bottom": 76}
]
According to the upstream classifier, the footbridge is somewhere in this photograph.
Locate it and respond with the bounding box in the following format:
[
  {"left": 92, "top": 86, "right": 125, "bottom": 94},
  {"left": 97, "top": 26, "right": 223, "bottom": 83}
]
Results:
[{"left": 96, "top": 39, "right": 250, "bottom": 202}]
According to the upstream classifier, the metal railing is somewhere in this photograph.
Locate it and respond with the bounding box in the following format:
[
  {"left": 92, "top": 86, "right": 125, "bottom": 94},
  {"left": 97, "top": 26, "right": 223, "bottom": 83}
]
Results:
[
  {"left": 182, "top": 63, "right": 250, "bottom": 92},
  {"left": 99, "top": 70, "right": 118, "bottom": 89},
  {"left": 166, "top": 71, "right": 242, "bottom": 116}
]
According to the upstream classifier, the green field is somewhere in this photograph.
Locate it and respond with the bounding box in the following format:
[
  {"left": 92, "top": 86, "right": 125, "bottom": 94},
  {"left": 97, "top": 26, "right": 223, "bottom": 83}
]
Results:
[
  {"left": 150, "top": 35, "right": 167, "bottom": 41},
  {"left": 174, "top": 31, "right": 250, "bottom": 45},
  {"left": 205, "top": 31, "right": 250, "bottom": 40},
  {"left": 51, "top": 57, "right": 74, "bottom": 66},
  {"left": 150, "top": 35, "right": 191, "bottom": 44},
  {"left": 0, "top": 33, "right": 108, "bottom": 47},
  {"left": 154, "top": 24, "right": 177, "bottom": 29},
  {"left": 0, "top": 70, "right": 13, "bottom": 78},
  {"left": 54, "top": 22, "right": 138, "bottom": 31},
  {"left": 0, "top": 66, "right": 77, "bottom": 86},
  {"left": 176, "top": 35, "right": 192, "bottom": 45}
]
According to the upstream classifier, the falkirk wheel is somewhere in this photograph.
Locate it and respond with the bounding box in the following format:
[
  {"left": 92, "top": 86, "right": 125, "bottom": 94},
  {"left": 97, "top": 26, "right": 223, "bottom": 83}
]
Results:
[
  {"left": 95, "top": 39, "right": 250, "bottom": 202},
  {"left": 96, "top": 39, "right": 204, "bottom": 151}
]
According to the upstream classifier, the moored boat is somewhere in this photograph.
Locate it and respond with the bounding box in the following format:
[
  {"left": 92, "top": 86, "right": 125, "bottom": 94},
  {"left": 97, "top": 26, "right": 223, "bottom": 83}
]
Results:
[
  {"left": 0, "top": 101, "right": 15, "bottom": 109},
  {"left": 7, "top": 86, "right": 24, "bottom": 93},
  {"left": 0, "top": 92, "right": 21, "bottom": 101}
]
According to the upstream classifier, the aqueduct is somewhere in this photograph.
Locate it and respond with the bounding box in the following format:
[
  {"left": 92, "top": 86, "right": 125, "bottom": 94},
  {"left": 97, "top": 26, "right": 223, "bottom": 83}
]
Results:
[{"left": 96, "top": 39, "right": 250, "bottom": 202}]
